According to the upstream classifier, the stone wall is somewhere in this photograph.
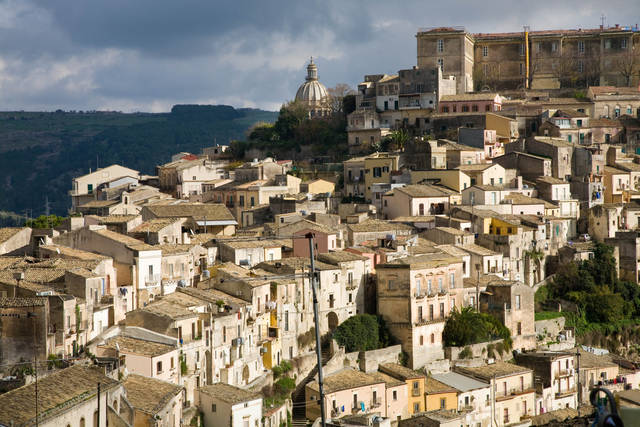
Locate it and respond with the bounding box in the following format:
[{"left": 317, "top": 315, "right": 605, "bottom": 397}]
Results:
[
  {"left": 444, "top": 339, "right": 506, "bottom": 361},
  {"left": 535, "top": 317, "right": 566, "bottom": 338},
  {"left": 358, "top": 345, "right": 402, "bottom": 373}
]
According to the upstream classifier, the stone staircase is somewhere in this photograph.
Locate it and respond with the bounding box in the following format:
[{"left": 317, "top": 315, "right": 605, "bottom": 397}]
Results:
[{"left": 291, "top": 344, "right": 333, "bottom": 426}]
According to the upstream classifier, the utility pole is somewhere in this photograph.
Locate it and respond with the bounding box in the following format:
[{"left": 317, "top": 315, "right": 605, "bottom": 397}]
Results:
[
  {"left": 576, "top": 348, "right": 582, "bottom": 405},
  {"left": 475, "top": 264, "right": 481, "bottom": 312},
  {"left": 97, "top": 382, "right": 101, "bottom": 427},
  {"left": 28, "top": 308, "right": 39, "bottom": 427},
  {"left": 307, "top": 232, "right": 326, "bottom": 427}
]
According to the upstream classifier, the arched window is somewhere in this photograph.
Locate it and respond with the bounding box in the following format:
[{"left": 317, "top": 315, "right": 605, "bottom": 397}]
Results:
[
  {"left": 615, "top": 105, "right": 621, "bottom": 118},
  {"left": 80, "top": 418, "right": 85, "bottom": 427}
]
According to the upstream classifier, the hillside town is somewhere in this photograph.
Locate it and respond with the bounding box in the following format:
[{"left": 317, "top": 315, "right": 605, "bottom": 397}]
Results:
[{"left": 2, "top": 24, "right": 640, "bottom": 427}]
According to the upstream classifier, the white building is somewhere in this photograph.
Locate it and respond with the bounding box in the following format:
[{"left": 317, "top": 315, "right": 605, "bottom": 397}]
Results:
[{"left": 199, "top": 383, "right": 262, "bottom": 427}]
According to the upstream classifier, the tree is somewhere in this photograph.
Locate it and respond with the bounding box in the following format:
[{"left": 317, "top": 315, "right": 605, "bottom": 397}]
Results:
[
  {"left": 443, "top": 306, "right": 512, "bottom": 348},
  {"left": 273, "top": 101, "right": 309, "bottom": 141},
  {"left": 332, "top": 314, "right": 391, "bottom": 352},
  {"left": 613, "top": 49, "right": 639, "bottom": 87},
  {"left": 25, "top": 215, "right": 65, "bottom": 229},
  {"left": 326, "top": 84, "right": 356, "bottom": 115},
  {"left": 384, "top": 129, "right": 409, "bottom": 152},
  {"left": 551, "top": 52, "right": 578, "bottom": 88}
]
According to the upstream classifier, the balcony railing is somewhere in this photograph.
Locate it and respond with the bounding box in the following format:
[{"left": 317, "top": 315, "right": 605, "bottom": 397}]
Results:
[
  {"left": 370, "top": 398, "right": 382, "bottom": 408},
  {"left": 145, "top": 274, "right": 161, "bottom": 286}
]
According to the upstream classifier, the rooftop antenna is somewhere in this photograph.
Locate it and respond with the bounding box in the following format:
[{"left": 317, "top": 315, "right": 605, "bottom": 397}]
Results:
[{"left": 601, "top": 14, "right": 606, "bottom": 29}]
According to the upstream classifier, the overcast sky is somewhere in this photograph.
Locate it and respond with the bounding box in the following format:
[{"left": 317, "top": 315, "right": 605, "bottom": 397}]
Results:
[{"left": 0, "top": 0, "right": 638, "bottom": 112}]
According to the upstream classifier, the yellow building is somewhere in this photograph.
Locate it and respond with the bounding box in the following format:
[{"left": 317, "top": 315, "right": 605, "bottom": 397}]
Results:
[
  {"left": 302, "top": 178, "right": 335, "bottom": 195},
  {"left": 489, "top": 217, "right": 521, "bottom": 236},
  {"left": 363, "top": 152, "right": 400, "bottom": 202},
  {"left": 425, "top": 377, "right": 458, "bottom": 412},
  {"left": 410, "top": 169, "right": 471, "bottom": 192},
  {"left": 379, "top": 363, "right": 426, "bottom": 415}
]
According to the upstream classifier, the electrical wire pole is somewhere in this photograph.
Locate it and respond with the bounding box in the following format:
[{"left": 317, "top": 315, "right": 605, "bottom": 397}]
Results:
[{"left": 307, "top": 232, "right": 326, "bottom": 427}]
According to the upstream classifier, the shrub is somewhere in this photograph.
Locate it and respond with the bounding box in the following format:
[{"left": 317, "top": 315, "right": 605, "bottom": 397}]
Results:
[
  {"left": 487, "top": 344, "right": 495, "bottom": 359},
  {"left": 443, "top": 307, "right": 512, "bottom": 349},
  {"left": 274, "top": 377, "right": 295, "bottom": 395},
  {"left": 333, "top": 314, "right": 392, "bottom": 352},
  {"left": 459, "top": 346, "right": 473, "bottom": 359}
]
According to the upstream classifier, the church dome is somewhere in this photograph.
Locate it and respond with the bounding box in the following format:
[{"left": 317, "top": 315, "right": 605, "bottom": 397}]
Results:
[{"left": 295, "top": 58, "right": 328, "bottom": 106}]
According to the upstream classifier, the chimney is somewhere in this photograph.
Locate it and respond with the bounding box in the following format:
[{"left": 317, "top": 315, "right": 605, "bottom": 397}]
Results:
[{"left": 517, "top": 176, "right": 523, "bottom": 190}]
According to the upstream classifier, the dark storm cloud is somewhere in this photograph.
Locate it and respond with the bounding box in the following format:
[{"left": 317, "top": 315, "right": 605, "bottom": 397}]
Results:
[{"left": 0, "top": 0, "right": 639, "bottom": 111}]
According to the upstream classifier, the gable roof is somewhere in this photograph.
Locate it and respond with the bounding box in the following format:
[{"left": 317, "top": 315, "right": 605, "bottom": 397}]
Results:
[
  {"left": 143, "top": 203, "right": 235, "bottom": 222},
  {"left": 0, "top": 365, "right": 119, "bottom": 426},
  {"left": 123, "top": 374, "right": 183, "bottom": 415}
]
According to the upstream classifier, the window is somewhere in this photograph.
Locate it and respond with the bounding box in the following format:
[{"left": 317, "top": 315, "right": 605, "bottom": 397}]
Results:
[
  {"left": 577, "top": 60, "right": 584, "bottom": 73},
  {"left": 239, "top": 195, "right": 244, "bottom": 206},
  {"left": 285, "top": 311, "right": 289, "bottom": 331},
  {"left": 578, "top": 41, "right": 585, "bottom": 54},
  {"left": 414, "top": 402, "right": 420, "bottom": 413},
  {"left": 87, "top": 184, "right": 93, "bottom": 194},
  {"left": 437, "top": 39, "right": 444, "bottom": 53},
  {"left": 483, "top": 63, "right": 488, "bottom": 76},
  {"left": 450, "top": 273, "right": 455, "bottom": 289},
  {"left": 615, "top": 106, "right": 621, "bottom": 118},
  {"left": 515, "top": 295, "right": 521, "bottom": 309},
  {"left": 212, "top": 403, "right": 217, "bottom": 412},
  {"left": 388, "top": 279, "right": 395, "bottom": 290},
  {"left": 156, "top": 361, "right": 162, "bottom": 373},
  {"left": 519, "top": 63, "right": 525, "bottom": 75},
  {"left": 517, "top": 322, "right": 522, "bottom": 335},
  {"left": 504, "top": 408, "right": 509, "bottom": 424},
  {"left": 551, "top": 41, "right": 558, "bottom": 52},
  {"left": 461, "top": 105, "right": 469, "bottom": 112},
  {"left": 622, "top": 38, "right": 627, "bottom": 49},
  {"left": 482, "top": 46, "right": 488, "bottom": 57},
  {"left": 519, "top": 43, "right": 525, "bottom": 56},
  {"left": 171, "top": 357, "right": 174, "bottom": 369},
  {"left": 440, "top": 398, "right": 446, "bottom": 409},
  {"left": 420, "top": 335, "right": 424, "bottom": 345},
  {"left": 373, "top": 167, "right": 382, "bottom": 177},
  {"left": 419, "top": 203, "right": 425, "bottom": 216},
  {"left": 439, "top": 302, "right": 445, "bottom": 318},
  {"left": 393, "top": 390, "right": 397, "bottom": 401},
  {"left": 437, "top": 58, "right": 444, "bottom": 72},
  {"left": 430, "top": 333, "right": 435, "bottom": 344},
  {"left": 627, "top": 106, "right": 633, "bottom": 114},
  {"left": 438, "top": 278, "right": 443, "bottom": 292}
]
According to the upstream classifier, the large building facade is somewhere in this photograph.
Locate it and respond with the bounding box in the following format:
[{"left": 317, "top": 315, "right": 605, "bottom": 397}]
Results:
[{"left": 417, "top": 25, "right": 640, "bottom": 92}]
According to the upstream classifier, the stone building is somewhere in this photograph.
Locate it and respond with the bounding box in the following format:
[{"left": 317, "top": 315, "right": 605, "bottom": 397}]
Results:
[
  {"left": 416, "top": 25, "right": 640, "bottom": 91},
  {"left": 376, "top": 253, "right": 464, "bottom": 368}
]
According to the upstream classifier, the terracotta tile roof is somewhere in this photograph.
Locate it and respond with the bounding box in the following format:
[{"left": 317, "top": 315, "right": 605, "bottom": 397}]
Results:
[
  {"left": 93, "top": 228, "right": 155, "bottom": 251},
  {"left": 590, "top": 118, "right": 623, "bottom": 128},
  {"left": 440, "top": 93, "right": 499, "bottom": 102},
  {"left": 370, "top": 371, "right": 404, "bottom": 387},
  {"left": 0, "top": 297, "right": 47, "bottom": 307},
  {"left": 39, "top": 245, "right": 109, "bottom": 261},
  {"left": 380, "top": 252, "right": 462, "bottom": 269},
  {"left": 348, "top": 219, "right": 414, "bottom": 233},
  {"left": 455, "top": 361, "right": 532, "bottom": 381},
  {"left": 101, "top": 335, "right": 176, "bottom": 357},
  {"left": 426, "top": 377, "right": 457, "bottom": 394},
  {"left": 0, "top": 227, "right": 27, "bottom": 243},
  {"left": 79, "top": 199, "right": 119, "bottom": 208},
  {"left": 130, "top": 218, "right": 182, "bottom": 233},
  {"left": 394, "top": 184, "right": 458, "bottom": 198},
  {"left": 317, "top": 251, "right": 368, "bottom": 264},
  {"left": 143, "top": 203, "right": 235, "bottom": 221},
  {"left": 99, "top": 214, "right": 140, "bottom": 224},
  {"left": 123, "top": 374, "right": 182, "bottom": 415},
  {"left": 0, "top": 365, "right": 119, "bottom": 426},
  {"left": 379, "top": 363, "right": 424, "bottom": 380},
  {"left": 307, "top": 368, "right": 384, "bottom": 394},
  {"left": 199, "top": 383, "right": 261, "bottom": 404}
]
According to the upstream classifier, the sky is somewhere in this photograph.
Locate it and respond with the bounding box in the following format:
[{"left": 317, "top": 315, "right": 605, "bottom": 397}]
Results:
[{"left": 0, "top": 0, "right": 638, "bottom": 112}]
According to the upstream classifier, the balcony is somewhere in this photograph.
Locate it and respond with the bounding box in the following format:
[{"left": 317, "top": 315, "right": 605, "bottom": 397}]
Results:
[
  {"left": 495, "top": 387, "right": 535, "bottom": 401},
  {"left": 145, "top": 274, "right": 161, "bottom": 287},
  {"left": 370, "top": 398, "right": 382, "bottom": 408},
  {"left": 411, "top": 388, "right": 422, "bottom": 397},
  {"left": 555, "top": 387, "right": 577, "bottom": 399},
  {"left": 555, "top": 368, "right": 573, "bottom": 379}
]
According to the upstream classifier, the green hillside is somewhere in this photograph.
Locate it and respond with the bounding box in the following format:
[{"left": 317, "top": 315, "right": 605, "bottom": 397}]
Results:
[{"left": 0, "top": 105, "right": 278, "bottom": 217}]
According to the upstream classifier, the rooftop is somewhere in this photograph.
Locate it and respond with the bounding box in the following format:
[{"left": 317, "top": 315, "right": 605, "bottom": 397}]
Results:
[
  {"left": 0, "top": 365, "right": 119, "bottom": 426},
  {"left": 199, "top": 383, "right": 261, "bottom": 404},
  {"left": 99, "top": 214, "right": 140, "bottom": 224},
  {"left": 0, "top": 227, "right": 27, "bottom": 243},
  {"left": 0, "top": 297, "right": 47, "bottom": 307},
  {"left": 426, "top": 377, "right": 457, "bottom": 394},
  {"left": 455, "top": 361, "right": 532, "bottom": 381},
  {"left": 380, "top": 253, "right": 462, "bottom": 269},
  {"left": 394, "top": 184, "right": 457, "bottom": 198},
  {"left": 440, "top": 93, "right": 499, "bottom": 102},
  {"left": 143, "top": 203, "right": 235, "bottom": 221},
  {"left": 130, "top": 218, "right": 183, "bottom": 233},
  {"left": 348, "top": 219, "right": 414, "bottom": 233},
  {"left": 123, "top": 374, "right": 183, "bottom": 415},
  {"left": 39, "top": 244, "right": 109, "bottom": 261},
  {"left": 431, "top": 371, "right": 489, "bottom": 391},
  {"left": 379, "top": 363, "right": 424, "bottom": 380},
  {"left": 93, "top": 228, "right": 155, "bottom": 251},
  {"left": 101, "top": 335, "right": 176, "bottom": 357},
  {"left": 307, "top": 368, "right": 383, "bottom": 394},
  {"left": 317, "top": 251, "right": 368, "bottom": 264}
]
